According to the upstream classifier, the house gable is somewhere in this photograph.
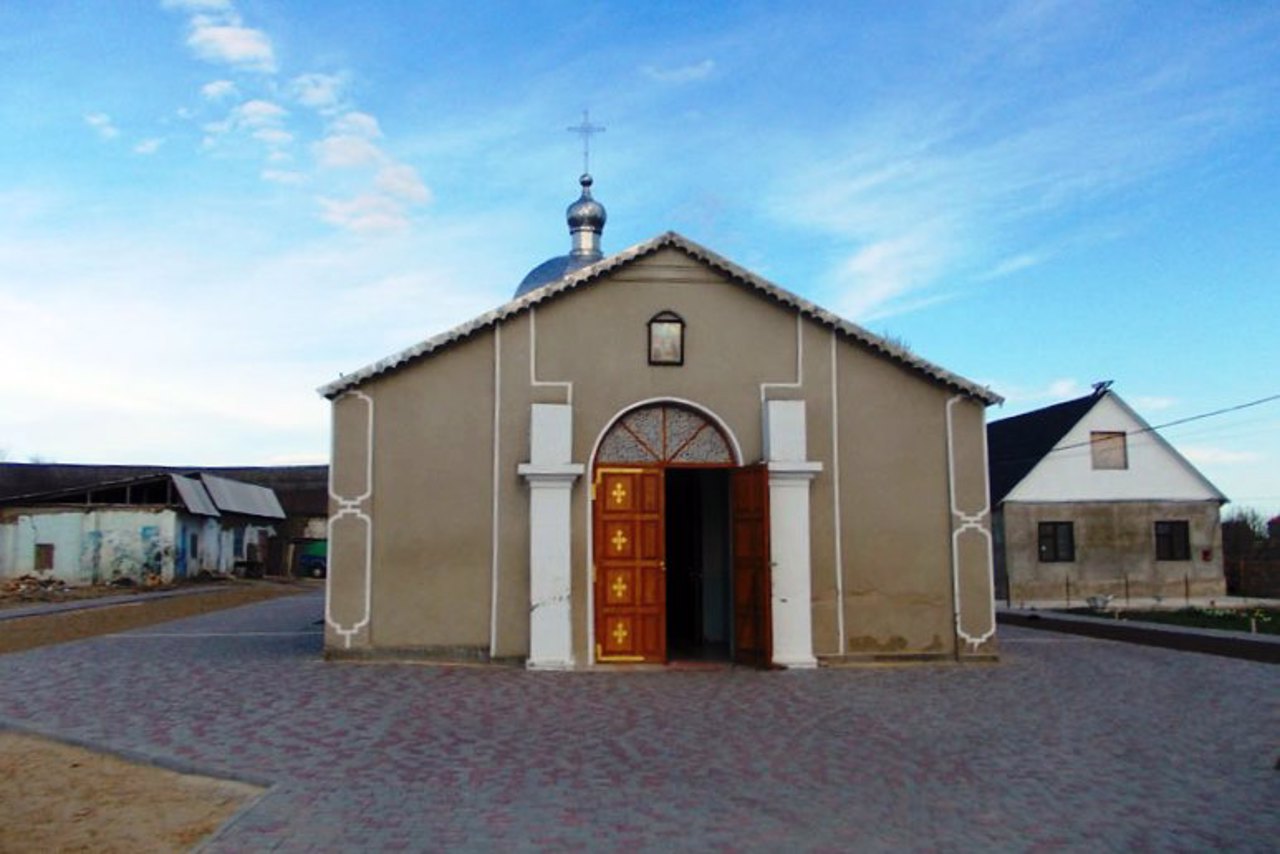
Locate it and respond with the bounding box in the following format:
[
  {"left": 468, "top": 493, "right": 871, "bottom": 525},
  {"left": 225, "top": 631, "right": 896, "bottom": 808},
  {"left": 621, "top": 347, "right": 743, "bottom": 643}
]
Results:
[
  {"left": 1002, "top": 393, "right": 1225, "bottom": 504},
  {"left": 319, "top": 232, "right": 1000, "bottom": 407}
]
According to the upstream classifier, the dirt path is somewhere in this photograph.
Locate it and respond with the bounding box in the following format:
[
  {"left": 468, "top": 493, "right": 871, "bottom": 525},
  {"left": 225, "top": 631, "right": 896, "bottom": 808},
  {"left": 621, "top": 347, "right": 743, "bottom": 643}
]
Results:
[
  {"left": 0, "top": 732, "right": 263, "bottom": 853},
  {"left": 0, "top": 581, "right": 316, "bottom": 655}
]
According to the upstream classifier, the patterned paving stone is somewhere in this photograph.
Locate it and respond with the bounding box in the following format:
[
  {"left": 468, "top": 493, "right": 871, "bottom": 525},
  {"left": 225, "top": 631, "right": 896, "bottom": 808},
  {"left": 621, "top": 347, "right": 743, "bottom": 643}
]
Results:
[{"left": 0, "top": 592, "right": 1276, "bottom": 852}]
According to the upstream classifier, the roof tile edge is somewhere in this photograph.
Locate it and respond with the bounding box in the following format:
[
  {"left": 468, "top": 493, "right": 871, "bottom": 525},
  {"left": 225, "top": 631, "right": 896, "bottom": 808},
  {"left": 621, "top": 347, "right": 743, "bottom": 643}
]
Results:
[{"left": 318, "top": 231, "right": 1002, "bottom": 406}]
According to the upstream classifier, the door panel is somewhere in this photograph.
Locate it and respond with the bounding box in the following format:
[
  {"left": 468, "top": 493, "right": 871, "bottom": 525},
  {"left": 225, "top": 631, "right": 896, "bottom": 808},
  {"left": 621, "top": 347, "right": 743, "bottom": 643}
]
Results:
[
  {"left": 731, "top": 464, "right": 771, "bottom": 667},
  {"left": 595, "top": 467, "right": 665, "bottom": 662}
]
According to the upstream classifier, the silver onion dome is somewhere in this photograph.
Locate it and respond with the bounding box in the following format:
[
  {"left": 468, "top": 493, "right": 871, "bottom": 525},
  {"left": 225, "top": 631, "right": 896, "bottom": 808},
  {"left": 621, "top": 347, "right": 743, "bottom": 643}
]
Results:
[
  {"left": 514, "top": 173, "right": 607, "bottom": 298},
  {"left": 566, "top": 174, "right": 606, "bottom": 249}
]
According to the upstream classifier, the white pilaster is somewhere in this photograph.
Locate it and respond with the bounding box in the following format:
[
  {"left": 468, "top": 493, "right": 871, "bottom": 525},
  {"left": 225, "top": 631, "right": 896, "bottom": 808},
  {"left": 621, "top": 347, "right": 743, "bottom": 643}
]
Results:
[
  {"left": 517, "top": 404, "right": 583, "bottom": 669},
  {"left": 764, "top": 400, "right": 822, "bottom": 668}
]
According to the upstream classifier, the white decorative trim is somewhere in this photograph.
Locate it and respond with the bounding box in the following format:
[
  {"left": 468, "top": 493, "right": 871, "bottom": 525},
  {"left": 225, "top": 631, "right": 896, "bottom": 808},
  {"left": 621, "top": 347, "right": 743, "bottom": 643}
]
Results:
[
  {"left": 325, "top": 390, "right": 374, "bottom": 649},
  {"left": 516, "top": 464, "right": 584, "bottom": 481},
  {"left": 584, "top": 398, "right": 745, "bottom": 666},
  {"left": 946, "top": 395, "right": 996, "bottom": 649},
  {"left": 520, "top": 454, "right": 584, "bottom": 670},
  {"left": 829, "top": 331, "right": 845, "bottom": 654},
  {"left": 489, "top": 324, "right": 502, "bottom": 658},
  {"left": 767, "top": 461, "right": 824, "bottom": 478},
  {"left": 760, "top": 313, "right": 804, "bottom": 406},
  {"left": 319, "top": 231, "right": 1000, "bottom": 406},
  {"left": 529, "top": 308, "right": 573, "bottom": 405},
  {"left": 586, "top": 397, "right": 745, "bottom": 470},
  {"left": 327, "top": 392, "right": 373, "bottom": 506},
  {"left": 767, "top": 462, "right": 821, "bottom": 669}
]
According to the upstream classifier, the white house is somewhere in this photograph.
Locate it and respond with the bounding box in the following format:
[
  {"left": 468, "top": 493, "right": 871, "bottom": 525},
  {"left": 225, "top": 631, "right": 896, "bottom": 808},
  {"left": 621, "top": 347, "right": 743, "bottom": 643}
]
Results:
[
  {"left": 0, "top": 472, "right": 285, "bottom": 584},
  {"left": 988, "top": 385, "right": 1227, "bottom": 603}
]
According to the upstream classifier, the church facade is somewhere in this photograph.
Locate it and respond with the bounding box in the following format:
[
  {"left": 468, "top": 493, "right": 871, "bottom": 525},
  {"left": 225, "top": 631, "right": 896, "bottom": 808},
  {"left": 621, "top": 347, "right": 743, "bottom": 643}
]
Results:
[{"left": 321, "top": 177, "right": 1001, "bottom": 668}]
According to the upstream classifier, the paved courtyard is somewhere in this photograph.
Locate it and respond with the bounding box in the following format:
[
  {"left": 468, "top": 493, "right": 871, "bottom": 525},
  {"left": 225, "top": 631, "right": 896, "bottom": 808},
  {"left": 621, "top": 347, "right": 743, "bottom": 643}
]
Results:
[{"left": 0, "top": 592, "right": 1276, "bottom": 852}]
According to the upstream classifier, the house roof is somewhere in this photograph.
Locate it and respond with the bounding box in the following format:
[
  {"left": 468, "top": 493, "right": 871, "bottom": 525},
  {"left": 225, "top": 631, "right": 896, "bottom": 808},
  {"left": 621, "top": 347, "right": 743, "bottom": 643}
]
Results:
[
  {"left": 0, "top": 471, "right": 286, "bottom": 520},
  {"left": 0, "top": 463, "right": 327, "bottom": 517},
  {"left": 987, "top": 389, "right": 1227, "bottom": 504},
  {"left": 987, "top": 392, "right": 1101, "bottom": 502},
  {"left": 200, "top": 474, "right": 286, "bottom": 518},
  {"left": 318, "top": 231, "right": 1002, "bottom": 405},
  {"left": 171, "top": 474, "right": 221, "bottom": 516}
]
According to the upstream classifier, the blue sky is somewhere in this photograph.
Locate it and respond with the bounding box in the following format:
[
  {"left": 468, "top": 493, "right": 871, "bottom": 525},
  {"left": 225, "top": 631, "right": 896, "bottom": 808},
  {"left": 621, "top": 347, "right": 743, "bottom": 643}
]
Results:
[{"left": 2, "top": 1, "right": 1277, "bottom": 514}]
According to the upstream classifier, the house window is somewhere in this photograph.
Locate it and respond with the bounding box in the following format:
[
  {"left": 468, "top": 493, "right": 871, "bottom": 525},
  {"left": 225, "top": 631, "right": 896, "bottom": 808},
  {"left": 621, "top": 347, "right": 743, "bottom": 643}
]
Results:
[
  {"left": 1155, "top": 521, "right": 1190, "bottom": 561},
  {"left": 1038, "top": 522, "right": 1075, "bottom": 562},
  {"left": 1090, "top": 431, "right": 1128, "bottom": 469},
  {"left": 647, "top": 311, "right": 684, "bottom": 366},
  {"left": 34, "top": 544, "right": 55, "bottom": 572}
]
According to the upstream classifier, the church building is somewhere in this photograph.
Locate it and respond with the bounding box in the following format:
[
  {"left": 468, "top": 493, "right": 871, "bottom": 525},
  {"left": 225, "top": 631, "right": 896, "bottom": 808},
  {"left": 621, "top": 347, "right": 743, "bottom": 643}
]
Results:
[{"left": 321, "top": 173, "right": 1001, "bottom": 668}]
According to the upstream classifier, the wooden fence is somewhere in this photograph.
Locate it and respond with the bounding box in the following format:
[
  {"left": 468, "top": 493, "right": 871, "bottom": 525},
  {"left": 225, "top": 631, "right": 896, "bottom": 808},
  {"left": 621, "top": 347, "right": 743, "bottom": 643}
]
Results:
[{"left": 1225, "top": 559, "right": 1280, "bottom": 599}]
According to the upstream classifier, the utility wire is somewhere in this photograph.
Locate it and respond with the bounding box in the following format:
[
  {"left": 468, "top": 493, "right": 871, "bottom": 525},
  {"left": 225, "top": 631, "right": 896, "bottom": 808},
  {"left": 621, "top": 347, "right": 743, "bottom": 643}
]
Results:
[
  {"left": 996, "top": 393, "right": 1280, "bottom": 466},
  {"left": 1056, "top": 393, "right": 1280, "bottom": 454}
]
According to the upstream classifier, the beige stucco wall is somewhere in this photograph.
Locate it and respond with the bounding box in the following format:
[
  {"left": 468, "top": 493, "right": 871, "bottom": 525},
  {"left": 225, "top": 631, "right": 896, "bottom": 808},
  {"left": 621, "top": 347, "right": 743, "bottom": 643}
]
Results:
[
  {"left": 999, "top": 500, "right": 1225, "bottom": 603},
  {"left": 325, "top": 246, "right": 997, "bottom": 662}
]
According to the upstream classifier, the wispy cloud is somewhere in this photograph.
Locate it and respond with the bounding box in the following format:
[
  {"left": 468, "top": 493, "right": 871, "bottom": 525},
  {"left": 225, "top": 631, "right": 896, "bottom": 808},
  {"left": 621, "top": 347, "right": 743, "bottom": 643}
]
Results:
[
  {"left": 186, "top": 15, "right": 276, "bottom": 73},
  {"left": 0, "top": 222, "right": 505, "bottom": 463},
  {"left": 996, "top": 378, "right": 1088, "bottom": 405},
  {"left": 235, "top": 99, "right": 287, "bottom": 125},
  {"left": 161, "top": 0, "right": 232, "bottom": 10},
  {"left": 201, "top": 79, "right": 238, "bottom": 100},
  {"left": 311, "top": 112, "right": 431, "bottom": 232},
  {"left": 1181, "top": 446, "right": 1263, "bottom": 465},
  {"left": 133, "top": 138, "right": 164, "bottom": 155},
  {"left": 976, "top": 253, "right": 1044, "bottom": 282},
  {"left": 642, "top": 59, "right": 715, "bottom": 84},
  {"left": 288, "top": 73, "right": 348, "bottom": 113},
  {"left": 203, "top": 99, "right": 290, "bottom": 151},
  {"left": 314, "top": 133, "right": 384, "bottom": 168},
  {"left": 772, "top": 6, "right": 1274, "bottom": 319},
  {"left": 830, "top": 230, "right": 951, "bottom": 320},
  {"left": 1133, "top": 395, "right": 1178, "bottom": 412},
  {"left": 262, "top": 169, "right": 307, "bottom": 185},
  {"left": 84, "top": 112, "right": 119, "bottom": 139},
  {"left": 376, "top": 163, "right": 431, "bottom": 204},
  {"left": 253, "top": 128, "right": 293, "bottom": 147},
  {"left": 161, "top": 5, "right": 426, "bottom": 235}
]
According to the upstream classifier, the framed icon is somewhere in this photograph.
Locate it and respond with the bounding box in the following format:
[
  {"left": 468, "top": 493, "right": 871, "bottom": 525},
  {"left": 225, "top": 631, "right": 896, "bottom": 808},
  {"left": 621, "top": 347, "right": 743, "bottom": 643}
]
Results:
[{"left": 647, "top": 311, "right": 684, "bottom": 366}]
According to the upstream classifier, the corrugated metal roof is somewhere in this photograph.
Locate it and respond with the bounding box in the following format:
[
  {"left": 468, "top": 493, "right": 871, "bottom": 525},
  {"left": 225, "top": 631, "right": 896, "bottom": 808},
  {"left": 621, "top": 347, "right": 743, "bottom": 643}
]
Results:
[
  {"left": 199, "top": 474, "right": 286, "bottom": 519},
  {"left": 318, "top": 231, "right": 1002, "bottom": 405},
  {"left": 170, "top": 474, "right": 220, "bottom": 517}
]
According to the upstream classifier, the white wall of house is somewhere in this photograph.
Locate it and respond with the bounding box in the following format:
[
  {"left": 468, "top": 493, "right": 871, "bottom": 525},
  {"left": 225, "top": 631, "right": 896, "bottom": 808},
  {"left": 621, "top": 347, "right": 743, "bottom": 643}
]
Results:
[
  {"left": 0, "top": 508, "right": 178, "bottom": 584},
  {"left": 177, "top": 516, "right": 229, "bottom": 576},
  {"left": 1007, "top": 395, "right": 1222, "bottom": 503}
]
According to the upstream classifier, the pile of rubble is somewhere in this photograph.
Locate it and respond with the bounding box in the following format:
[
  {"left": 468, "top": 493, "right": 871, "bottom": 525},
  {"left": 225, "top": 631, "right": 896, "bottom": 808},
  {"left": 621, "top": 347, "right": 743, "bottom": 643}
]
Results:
[{"left": 2, "top": 574, "right": 71, "bottom": 600}]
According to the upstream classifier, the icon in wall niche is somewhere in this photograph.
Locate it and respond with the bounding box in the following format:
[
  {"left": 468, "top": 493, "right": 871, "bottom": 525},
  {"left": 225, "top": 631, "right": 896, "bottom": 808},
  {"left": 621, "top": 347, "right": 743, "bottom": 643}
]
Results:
[{"left": 647, "top": 310, "right": 684, "bottom": 366}]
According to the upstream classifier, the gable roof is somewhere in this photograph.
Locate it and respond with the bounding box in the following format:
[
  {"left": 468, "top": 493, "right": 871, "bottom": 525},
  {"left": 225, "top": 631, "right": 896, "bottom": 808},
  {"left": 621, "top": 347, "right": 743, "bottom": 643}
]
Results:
[
  {"left": 318, "top": 231, "right": 1001, "bottom": 404},
  {"left": 987, "top": 393, "right": 1102, "bottom": 502},
  {"left": 0, "top": 463, "right": 327, "bottom": 516},
  {"left": 987, "top": 389, "right": 1227, "bottom": 504},
  {"left": 0, "top": 471, "right": 286, "bottom": 520}
]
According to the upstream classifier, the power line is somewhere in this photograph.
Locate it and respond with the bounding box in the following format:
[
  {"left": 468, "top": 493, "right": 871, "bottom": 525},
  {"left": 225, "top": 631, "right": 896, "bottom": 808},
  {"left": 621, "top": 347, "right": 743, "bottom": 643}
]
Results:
[
  {"left": 1045, "top": 393, "right": 1280, "bottom": 457},
  {"left": 992, "top": 393, "right": 1280, "bottom": 471}
]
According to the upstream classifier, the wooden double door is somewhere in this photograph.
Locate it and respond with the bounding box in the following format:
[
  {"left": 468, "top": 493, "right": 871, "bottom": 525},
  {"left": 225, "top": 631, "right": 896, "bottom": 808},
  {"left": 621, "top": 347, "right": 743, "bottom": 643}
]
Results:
[{"left": 593, "top": 465, "right": 771, "bottom": 666}]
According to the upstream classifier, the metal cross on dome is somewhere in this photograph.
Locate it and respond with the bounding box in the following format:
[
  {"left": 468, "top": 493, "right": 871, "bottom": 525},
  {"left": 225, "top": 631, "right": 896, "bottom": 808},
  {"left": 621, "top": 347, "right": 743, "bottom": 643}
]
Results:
[{"left": 567, "top": 109, "right": 605, "bottom": 174}]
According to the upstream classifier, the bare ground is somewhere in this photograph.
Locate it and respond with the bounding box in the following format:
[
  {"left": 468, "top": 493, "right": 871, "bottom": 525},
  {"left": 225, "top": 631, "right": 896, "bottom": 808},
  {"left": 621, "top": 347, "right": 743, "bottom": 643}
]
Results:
[{"left": 0, "top": 732, "right": 263, "bottom": 853}]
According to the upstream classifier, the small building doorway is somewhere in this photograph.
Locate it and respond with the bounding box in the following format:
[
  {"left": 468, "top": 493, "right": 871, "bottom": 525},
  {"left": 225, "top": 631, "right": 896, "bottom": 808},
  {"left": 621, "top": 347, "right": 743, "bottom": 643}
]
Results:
[
  {"left": 665, "top": 468, "right": 730, "bottom": 660},
  {"left": 592, "top": 402, "right": 770, "bottom": 667}
]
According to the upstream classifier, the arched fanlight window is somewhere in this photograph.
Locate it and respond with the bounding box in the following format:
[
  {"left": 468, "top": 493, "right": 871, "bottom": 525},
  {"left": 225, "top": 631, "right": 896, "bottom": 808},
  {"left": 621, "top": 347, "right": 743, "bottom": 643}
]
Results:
[{"left": 647, "top": 310, "right": 684, "bottom": 366}]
